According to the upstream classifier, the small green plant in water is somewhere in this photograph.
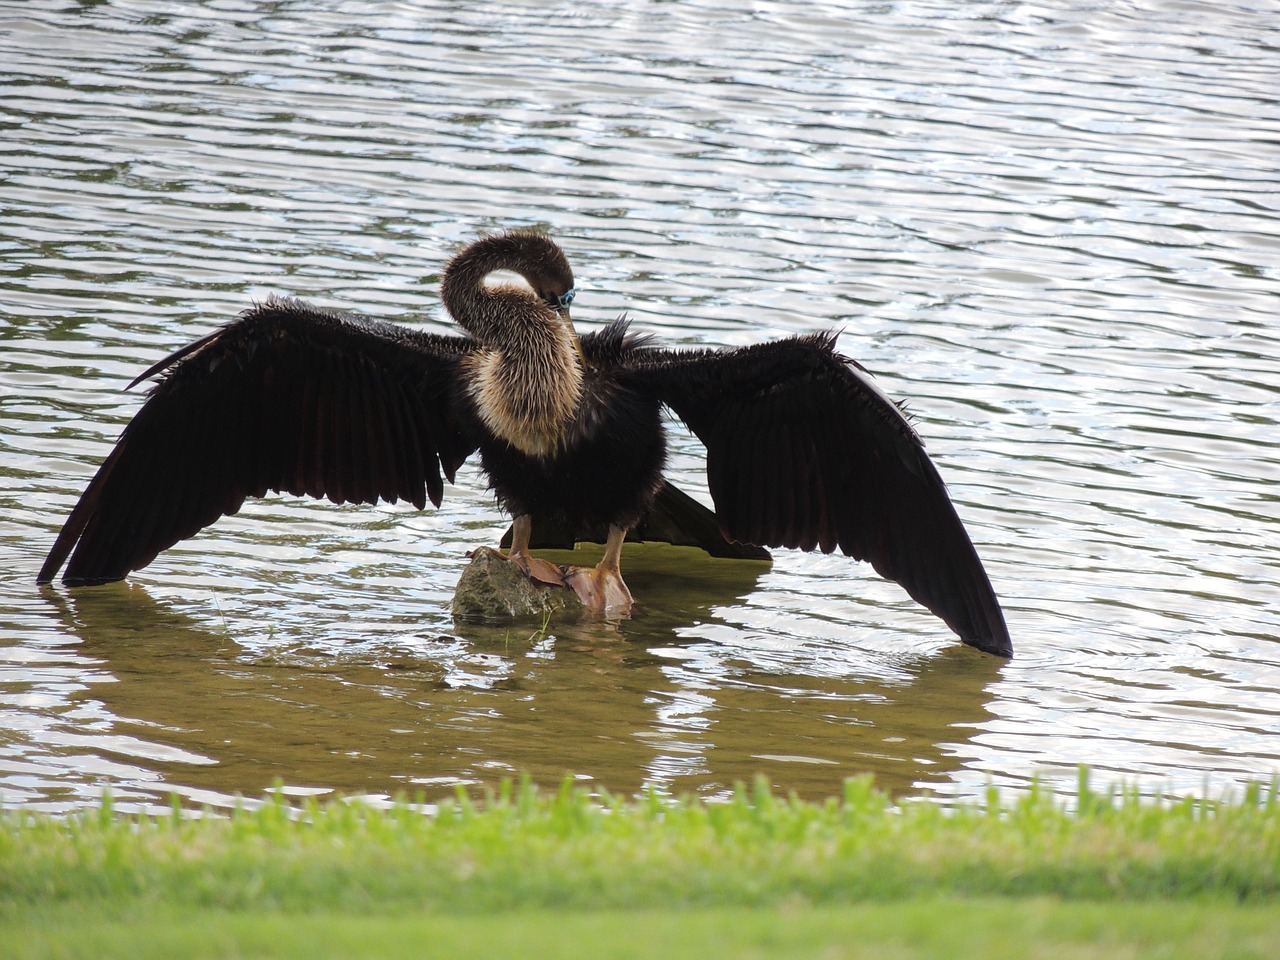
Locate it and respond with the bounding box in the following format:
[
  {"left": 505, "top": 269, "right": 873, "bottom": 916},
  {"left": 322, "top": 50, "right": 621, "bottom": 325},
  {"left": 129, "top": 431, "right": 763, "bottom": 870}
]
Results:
[{"left": 501, "top": 607, "right": 552, "bottom": 651}]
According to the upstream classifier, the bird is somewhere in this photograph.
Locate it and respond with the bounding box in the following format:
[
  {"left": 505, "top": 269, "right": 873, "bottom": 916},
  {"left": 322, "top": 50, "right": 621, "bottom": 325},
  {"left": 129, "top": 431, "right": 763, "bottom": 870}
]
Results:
[{"left": 37, "top": 229, "right": 1012, "bottom": 657}]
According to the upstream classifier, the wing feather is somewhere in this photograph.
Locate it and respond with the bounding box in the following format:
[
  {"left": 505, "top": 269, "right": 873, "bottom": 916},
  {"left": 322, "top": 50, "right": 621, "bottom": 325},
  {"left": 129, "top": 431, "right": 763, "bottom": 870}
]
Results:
[
  {"left": 348, "top": 356, "right": 374, "bottom": 505},
  {"left": 368, "top": 365, "right": 392, "bottom": 504}
]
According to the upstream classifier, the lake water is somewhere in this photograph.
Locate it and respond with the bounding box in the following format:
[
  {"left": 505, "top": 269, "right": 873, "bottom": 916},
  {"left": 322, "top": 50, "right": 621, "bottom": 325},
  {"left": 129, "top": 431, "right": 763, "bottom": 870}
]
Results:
[{"left": 2, "top": 0, "right": 1278, "bottom": 813}]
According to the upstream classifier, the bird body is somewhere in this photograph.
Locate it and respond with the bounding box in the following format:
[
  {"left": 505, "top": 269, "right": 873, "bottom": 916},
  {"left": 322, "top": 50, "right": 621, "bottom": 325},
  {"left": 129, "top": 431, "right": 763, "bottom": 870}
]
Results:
[
  {"left": 464, "top": 320, "right": 667, "bottom": 534},
  {"left": 38, "top": 230, "right": 1013, "bottom": 657}
]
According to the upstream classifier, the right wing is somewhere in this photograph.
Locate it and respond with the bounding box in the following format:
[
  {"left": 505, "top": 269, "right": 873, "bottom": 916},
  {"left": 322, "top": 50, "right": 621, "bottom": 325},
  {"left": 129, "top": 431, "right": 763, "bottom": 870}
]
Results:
[
  {"left": 627, "top": 334, "right": 1011, "bottom": 657},
  {"left": 38, "top": 297, "right": 479, "bottom": 585}
]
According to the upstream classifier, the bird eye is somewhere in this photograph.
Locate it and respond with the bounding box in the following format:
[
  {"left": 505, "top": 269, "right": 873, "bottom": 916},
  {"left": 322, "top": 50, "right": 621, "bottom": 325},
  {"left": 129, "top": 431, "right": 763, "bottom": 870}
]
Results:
[{"left": 558, "top": 288, "right": 576, "bottom": 308}]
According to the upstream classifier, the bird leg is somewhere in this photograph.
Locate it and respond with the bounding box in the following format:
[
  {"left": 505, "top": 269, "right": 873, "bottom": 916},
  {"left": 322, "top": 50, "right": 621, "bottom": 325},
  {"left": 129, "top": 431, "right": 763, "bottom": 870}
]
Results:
[
  {"left": 563, "top": 525, "right": 634, "bottom": 615},
  {"left": 503, "top": 514, "right": 566, "bottom": 586}
]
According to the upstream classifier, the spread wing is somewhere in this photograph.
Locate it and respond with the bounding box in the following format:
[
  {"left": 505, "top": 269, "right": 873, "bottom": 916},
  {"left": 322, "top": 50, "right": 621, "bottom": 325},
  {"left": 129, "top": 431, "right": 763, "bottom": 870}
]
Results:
[
  {"left": 38, "top": 297, "right": 479, "bottom": 586},
  {"left": 629, "top": 333, "right": 1011, "bottom": 656}
]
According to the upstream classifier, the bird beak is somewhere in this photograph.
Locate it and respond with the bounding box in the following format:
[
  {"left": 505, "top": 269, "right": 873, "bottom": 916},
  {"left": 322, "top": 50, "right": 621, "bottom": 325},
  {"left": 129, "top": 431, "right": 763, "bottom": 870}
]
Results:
[{"left": 559, "top": 307, "right": 588, "bottom": 367}]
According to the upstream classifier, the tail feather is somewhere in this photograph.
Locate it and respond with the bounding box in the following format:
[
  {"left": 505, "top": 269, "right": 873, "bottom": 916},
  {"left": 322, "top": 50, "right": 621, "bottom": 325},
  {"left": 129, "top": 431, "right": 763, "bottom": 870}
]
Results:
[{"left": 501, "top": 480, "right": 771, "bottom": 561}]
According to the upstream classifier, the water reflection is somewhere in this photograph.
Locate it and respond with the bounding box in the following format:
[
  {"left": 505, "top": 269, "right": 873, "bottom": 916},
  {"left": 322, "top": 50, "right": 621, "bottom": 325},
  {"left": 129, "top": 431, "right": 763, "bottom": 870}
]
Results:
[{"left": 36, "top": 554, "right": 1000, "bottom": 808}]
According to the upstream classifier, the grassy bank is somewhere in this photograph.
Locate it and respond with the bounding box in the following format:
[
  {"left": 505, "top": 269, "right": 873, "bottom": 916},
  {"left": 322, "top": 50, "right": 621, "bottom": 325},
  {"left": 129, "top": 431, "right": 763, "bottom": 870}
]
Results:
[{"left": 3, "top": 774, "right": 1279, "bottom": 958}]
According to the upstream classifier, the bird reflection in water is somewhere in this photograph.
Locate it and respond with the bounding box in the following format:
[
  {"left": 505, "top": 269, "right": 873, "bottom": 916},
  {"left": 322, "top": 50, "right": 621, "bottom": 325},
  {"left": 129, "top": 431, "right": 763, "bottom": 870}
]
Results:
[{"left": 42, "top": 580, "right": 1002, "bottom": 805}]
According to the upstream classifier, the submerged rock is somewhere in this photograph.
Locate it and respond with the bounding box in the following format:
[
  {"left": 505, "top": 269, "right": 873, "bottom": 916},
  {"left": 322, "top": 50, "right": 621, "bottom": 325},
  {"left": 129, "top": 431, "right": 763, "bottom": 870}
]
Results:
[{"left": 450, "top": 548, "right": 583, "bottom": 620}]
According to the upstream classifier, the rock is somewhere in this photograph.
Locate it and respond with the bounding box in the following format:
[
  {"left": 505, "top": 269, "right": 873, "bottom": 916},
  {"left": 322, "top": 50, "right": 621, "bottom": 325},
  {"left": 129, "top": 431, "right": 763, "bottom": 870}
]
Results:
[{"left": 450, "top": 548, "right": 583, "bottom": 620}]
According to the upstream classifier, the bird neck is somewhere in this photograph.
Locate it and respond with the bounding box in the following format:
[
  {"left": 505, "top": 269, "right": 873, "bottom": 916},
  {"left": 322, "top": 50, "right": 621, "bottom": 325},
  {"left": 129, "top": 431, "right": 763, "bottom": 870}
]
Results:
[
  {"left": 443, "top": 232, "right": 585, "bottom": 456},
  {"left": 468, "top": 328, "right": 585, "bottom": 458},
  {"left": 441, "top": 232, "right": 568, "bottom": 347}
]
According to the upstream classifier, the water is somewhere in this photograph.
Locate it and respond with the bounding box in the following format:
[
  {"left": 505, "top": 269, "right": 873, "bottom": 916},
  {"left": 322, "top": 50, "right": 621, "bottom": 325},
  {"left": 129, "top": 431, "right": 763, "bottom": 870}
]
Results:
[{"left": 2, "top": 0, "right": 1278, "bottom": 813}]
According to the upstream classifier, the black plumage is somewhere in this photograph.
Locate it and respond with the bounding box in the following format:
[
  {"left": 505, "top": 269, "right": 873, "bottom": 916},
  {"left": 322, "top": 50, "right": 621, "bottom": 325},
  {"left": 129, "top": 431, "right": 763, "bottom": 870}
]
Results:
[{"left": 38, "top": 230, "right": 1012, "bottom": 656}]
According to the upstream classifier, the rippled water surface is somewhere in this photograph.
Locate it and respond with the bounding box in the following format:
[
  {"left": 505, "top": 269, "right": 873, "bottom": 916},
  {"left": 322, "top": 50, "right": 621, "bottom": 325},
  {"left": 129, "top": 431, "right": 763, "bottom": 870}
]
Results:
[{"left": 3, "top": 0, "right": 1278, "bottom": 812}]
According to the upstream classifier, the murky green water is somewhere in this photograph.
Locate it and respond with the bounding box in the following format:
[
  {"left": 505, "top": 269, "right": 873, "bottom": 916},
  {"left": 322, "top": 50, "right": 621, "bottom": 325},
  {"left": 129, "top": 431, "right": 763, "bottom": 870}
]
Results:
[{"left": 2, "top": 0, "right": 1278, "bottom": 812}]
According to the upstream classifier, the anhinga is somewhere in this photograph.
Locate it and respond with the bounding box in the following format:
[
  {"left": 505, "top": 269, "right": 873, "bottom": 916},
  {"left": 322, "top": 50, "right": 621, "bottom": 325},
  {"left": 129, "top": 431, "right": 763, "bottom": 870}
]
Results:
[{"left": 38, "top": 230, "right": 1012, "bottom": 657}]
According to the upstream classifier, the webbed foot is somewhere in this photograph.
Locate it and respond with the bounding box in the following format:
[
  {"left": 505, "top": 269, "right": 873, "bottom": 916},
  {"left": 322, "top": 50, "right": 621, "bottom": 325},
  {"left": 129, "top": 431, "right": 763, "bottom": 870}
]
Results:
[
  {"left": 468, "top": 545, "right": 566, "bottom": 588},
  {"left": 563, "top": 563, "right": 633, "bottom": 616}
]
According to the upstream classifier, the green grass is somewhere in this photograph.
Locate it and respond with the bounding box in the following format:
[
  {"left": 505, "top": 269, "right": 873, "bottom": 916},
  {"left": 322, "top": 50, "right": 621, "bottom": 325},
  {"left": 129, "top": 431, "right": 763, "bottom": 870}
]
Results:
[
  {"left": 3, "top": 773, "right": 1279, "bottom": 958},
  {"left": 9, "top": 901, "right": 1280, "bottom": 960}
]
